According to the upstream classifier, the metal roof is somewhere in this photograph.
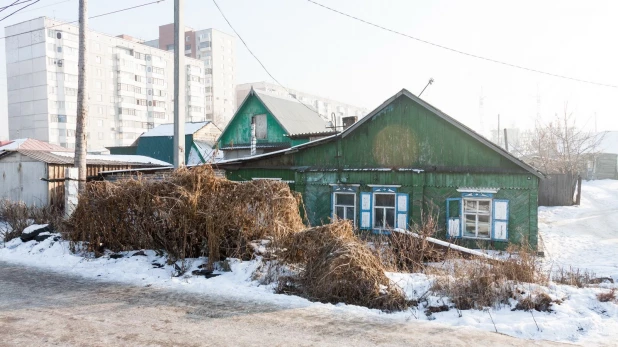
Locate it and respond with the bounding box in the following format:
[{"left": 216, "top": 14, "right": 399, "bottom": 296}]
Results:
[
  {"left": 0, "top": 138, "right": 71, "bottom": 152},
  {"left": 140, "top": 122, "right": 211, "bottom": 138},
  {"left": 2, "top": 150, "right": 171, "bottom": 166},
  {"left": 287, "top": 130, "right": 339, "bottom": 139},
  {"left": 217, "top": 89, "right": 544, "bottom": 178},
  {"left": 253, "top": 90, "right": 330, "bottom": 135}
]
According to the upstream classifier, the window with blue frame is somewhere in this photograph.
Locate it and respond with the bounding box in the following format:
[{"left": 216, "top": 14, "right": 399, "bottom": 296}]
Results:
[
  {"left": 331, "top": 185, "right": 358, "bottom": 226},
  {"left": 359, "top": 186, "right": 409, "bottom": 232},
  {"left": 447, "top": 189, "right": 509, "bottom": 241}
]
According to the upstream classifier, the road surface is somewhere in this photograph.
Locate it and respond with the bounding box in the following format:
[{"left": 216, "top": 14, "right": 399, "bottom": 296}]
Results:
[{"left": 0, "top": 261, "right": 571, "bottom": 347}]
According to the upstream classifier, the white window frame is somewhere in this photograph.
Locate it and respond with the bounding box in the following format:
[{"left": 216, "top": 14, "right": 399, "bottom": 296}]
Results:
[
  {"left": 333, "top": 192, "right": 356, "bottom": 226},
  {"left": 372, "top": 192, "right": 396, "bottom": 230},
  {"left": 462, "top": 198, "right": 492, "bottom": 239}
]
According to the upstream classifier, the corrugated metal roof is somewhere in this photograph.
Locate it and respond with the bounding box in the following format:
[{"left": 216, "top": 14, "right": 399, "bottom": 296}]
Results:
[
  {"left": 140, "top": 122, "right": 211, "bottom": 137},
  {"left": 8, "top": 150, "right": 171, "bottom": 166},
  {"left": 287, "top": 130, "right": 339, "bottom": 139},
  {"left": 0, "top": 138, "right": 71, "bottom": 152},
  {"left": 253, "top": 90, "right": 330, "bottom": 136}
]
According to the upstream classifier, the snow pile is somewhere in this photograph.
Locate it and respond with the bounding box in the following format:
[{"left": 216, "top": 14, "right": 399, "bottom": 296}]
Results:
[
  {"left": 540, "top": 180, "right": 618, "bottom": 282},
  {"left": 1, "top": 234, "right": 616, "bottom": 344}
]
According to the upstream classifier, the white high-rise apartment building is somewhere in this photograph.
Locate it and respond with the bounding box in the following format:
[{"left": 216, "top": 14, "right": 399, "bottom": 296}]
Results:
[
  {"left": 144, "top": 24, "right": 236, "bottom": 127},
  {"left": 5, "top": 17, "right": 207, "bottom": 150},
  {"left": 236, "top": 82, "right": 367, "bottom": 127}
]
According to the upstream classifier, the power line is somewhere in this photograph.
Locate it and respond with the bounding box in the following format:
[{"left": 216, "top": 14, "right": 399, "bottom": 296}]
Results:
[
  {"left": 212, "top": 0, "right": 322, "bottom": 116},
  {"left": 0, "top": 0, "right": 41, "bottom": 21},
  {"left": 11, "top": 0, "right": 74, "bottom": 15},
  {"left": 306, "top": 0, "right": 618, "bottom": 89},
  {"left": 0, "top": 0, "right": 165, "bottom": 40},
  {"left": 0, "top": 0, "right": 35, "bottom": 12}
]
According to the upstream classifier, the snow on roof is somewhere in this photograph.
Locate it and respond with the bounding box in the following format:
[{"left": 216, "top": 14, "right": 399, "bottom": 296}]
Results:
[
  {"left": 51, "top": 151, "right": 171, "bottom": 166},
  {"left": 0, "top": 138, "right": 70, "bottom": 152},
  {"left": 598, "top": 131, "right": 618, "bottom": 154},
  {"left": 5, "top": 150, "right": 171, "bottom": 166},
  {"left": 140, "top": 122, "right": 211, "bottom": 138}
]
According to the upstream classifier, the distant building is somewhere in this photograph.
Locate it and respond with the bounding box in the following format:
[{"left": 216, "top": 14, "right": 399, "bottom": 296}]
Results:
[
  {"left": 4, "top": 17, "right": 207, "bottom": 151},
  {"left": 145, "top": 24, "right": 236, "bottom": 127},
  {"left": 218, "top": 89, "right": 333, "bottom": 160},
  {"left": 236, "top": 82, "right": 367, "bottom": 127},
  {"left": 108, "top": 121, "right": 222, "bottom": 165},
  {"left": 586, "top": 131, "right": 618, "bottom": 180}
]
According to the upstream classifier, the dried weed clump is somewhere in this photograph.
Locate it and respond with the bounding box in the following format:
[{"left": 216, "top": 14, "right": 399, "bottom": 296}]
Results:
[
  {"left": 552, "top": 267, "right": 597, "bottom": 288},
  {"left": 431, "top": 244, "right": 547, "bottom": 310},
  {"left": 68, "top": 166, "right": 304, "bottom": 264},
  {"left": 280, "top": 220, "right": 409, "bottom": 311},
  {"left": 597, "top": 289, "right": 616, "bottom": 303}
]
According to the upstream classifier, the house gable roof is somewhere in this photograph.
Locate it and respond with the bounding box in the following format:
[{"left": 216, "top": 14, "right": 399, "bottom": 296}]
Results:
[
  {"left": 218, "top": 89, "right": 330, "bottom": 139},
  {"left": 219, "top": 89, "right": 543, "bottom": 178},
  {"left": 0, "top": 138, "right": 71, "bottom": 152}
]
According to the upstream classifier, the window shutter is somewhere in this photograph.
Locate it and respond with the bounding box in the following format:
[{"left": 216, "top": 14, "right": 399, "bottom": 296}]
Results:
[
  {"left": 396, "top": 193, "right": 409, "bottom": 230},
  {"left": 492, "top": 199, "right": 509, "bottom": 241},
  {"left": 359, "top": 192, "right": 372, "bottom": 229},
  {"left": 446, "top": 198, "right": 462, "bottom": 238}
]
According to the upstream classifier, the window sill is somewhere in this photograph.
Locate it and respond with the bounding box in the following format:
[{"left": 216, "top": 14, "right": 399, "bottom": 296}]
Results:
[{"left": 462, "top": 236, "right": 491, "bottom": 240}]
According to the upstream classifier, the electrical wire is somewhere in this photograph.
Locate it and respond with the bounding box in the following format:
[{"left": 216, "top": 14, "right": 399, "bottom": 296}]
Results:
[
  {"left": 0, "top": 0, "right": 41, "bottom": 21},
  {"left": 306, "top": 0, "right": 618, "bottom": 89},
  {"left": 0, "top": 0, "right": 166, "bottom": 40},
  {"left": 0, "top": 0, "right": 35, "bottom": 12},
  {"left": 212, "top": 0, "right": 322, "bottom": 116},
  {"left": 10, "top": 0, "right": 73, "bottom": 15}
]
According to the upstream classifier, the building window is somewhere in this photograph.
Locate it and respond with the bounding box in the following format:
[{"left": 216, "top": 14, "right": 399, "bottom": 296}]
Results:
[
  {"left": 463, "top": 199, "right": 491, "bottom": 239},
  {"left": 96, "top": 56, "right": 101, "bottom": 64},
  {"left": 166, "top": 44, "right": 174, "bottom": 51},
  {"left": 185, "top": 44, "right": 191, "bottom": 50},
  {"left": 333, "top": 192, "right": 356, "bottom": 225},
  {"left": 57, "top": 32, "right": 62, "bottom": 39},
  {"left": 186, "top": 36, "right": 190, "bottom": 42},
  {"left": 373, "top": 193, "right": 395, "bottom": 229},
  {"left": 252, "top": 114, "right": 267, "bottom": 139},
  {"left": 57, "top": 46, "right": 62, "bottom": 53}
]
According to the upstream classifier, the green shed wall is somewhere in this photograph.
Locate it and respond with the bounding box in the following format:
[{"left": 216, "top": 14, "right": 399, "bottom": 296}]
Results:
[{"left": 136, "top": 134, "right": 194, "bottom": 164}]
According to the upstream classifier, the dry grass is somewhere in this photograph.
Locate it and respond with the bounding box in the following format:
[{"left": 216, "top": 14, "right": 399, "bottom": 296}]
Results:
[
  {"left": 552, "top": 267, "right": 597, "bottom": 288},
  {"left": 0, "top": 199, "right": 61, "bottom": 242},
  {"left": 430, "top": 243, "right": 548, "bottom": 310},
  {"left": 280, "top": 220, "right": 409, "bottom": 311},
  {"left": 68, "top": 166, "right": 304, "bottom": 265},
  {"left": 597, "top": 289, "right": 616, "bottom": 303}
]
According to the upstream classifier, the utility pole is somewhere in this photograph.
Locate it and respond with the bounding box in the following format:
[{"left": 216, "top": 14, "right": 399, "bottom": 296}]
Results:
[
  {"left": 173, "top": 0, "right": 186, "bottom": 168},
  {"left": 496, "top": 114, "right": 500, "bottom": 147},
  {"left": 74, "top": 0, "right": 88, "bottom": 192}
]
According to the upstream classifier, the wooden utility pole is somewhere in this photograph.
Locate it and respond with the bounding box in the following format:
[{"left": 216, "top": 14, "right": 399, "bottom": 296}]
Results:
[
  {"left": 75, "top": 0, "right": 88, "bottom": 192},
  {"left": 173, "top": 0, "right": 185, "bottom": 168}
]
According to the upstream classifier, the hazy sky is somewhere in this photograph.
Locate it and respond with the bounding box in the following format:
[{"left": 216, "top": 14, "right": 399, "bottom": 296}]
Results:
[{"left": 1, "top": 0, "right": 617, "bottom": 140}]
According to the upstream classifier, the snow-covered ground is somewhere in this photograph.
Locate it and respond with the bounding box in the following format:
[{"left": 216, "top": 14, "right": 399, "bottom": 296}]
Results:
[
  {"left": 0, "top": 180, "right": 617, "bottom": 345},
  {"left": 540, "top": 180, "right": 618, "bottom": 281}
]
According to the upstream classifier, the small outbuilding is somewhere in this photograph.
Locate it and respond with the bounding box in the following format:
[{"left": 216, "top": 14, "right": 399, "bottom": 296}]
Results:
[
  {"left": 0, "top": 141, "right": 170, "bottom": 207},
  {"left": 217, "top": 89, "right": 543, "bottom": 250},
  {"left": 108, "top": 121, "right": 223, "bottom": 165}
]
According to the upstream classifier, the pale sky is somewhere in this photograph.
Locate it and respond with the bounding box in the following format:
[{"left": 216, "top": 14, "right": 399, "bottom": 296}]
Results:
[{"left": 1, "top": 0, "right": 617, "bottom": 140}]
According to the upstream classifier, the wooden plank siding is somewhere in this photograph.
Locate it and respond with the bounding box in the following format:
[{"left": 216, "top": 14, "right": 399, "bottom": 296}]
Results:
[{"left": 221, "top": 92, "right": 540, "bottom": 250}]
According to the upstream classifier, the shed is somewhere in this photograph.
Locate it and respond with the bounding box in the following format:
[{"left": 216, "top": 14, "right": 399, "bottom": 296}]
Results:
[
  {"left": 217, "top": 89, "right": 543, "bottom": 250},
  {"left": 108, "top": 121, "right": 223, "bottom": 165},
  {"left": 217, "top": 89, "right": 335, "bottom": 159},
  {"left": 0, "top": 149, "right": 170, "bottom": 207},
  {"left": 587, "top": 131, "right": 618, "bottom": 180}
]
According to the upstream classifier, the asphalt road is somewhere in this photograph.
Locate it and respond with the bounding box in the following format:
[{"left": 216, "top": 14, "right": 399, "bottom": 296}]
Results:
[{"left": 0, "top": 261, "right": 572, "bottom": 347}]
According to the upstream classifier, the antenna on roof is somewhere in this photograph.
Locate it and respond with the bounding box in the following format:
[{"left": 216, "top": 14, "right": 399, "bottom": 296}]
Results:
[{"left": 418, "top": 78, "right": 434, "bottom": 98}]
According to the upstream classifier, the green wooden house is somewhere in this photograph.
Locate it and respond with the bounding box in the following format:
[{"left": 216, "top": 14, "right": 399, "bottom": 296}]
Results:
[
  {"left": 217, "top": 89, "right": 335, "bottom": 159},
  {"left": 217, "top": 89, "right": 544, "bottom": 250},
  {"left": 108, "top": 122, "right": 222, "bottom": 165}
]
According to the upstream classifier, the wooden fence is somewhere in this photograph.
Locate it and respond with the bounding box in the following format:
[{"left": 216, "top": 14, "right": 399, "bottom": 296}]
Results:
[{"left": 538, "top": 173, "right": 581, "bottom": 207}]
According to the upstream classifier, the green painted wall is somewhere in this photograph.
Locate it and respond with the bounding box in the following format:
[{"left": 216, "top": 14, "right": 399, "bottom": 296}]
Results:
[
  {"left": 218, "top": 95, "right": 290, "bottom": 147},
  {"left": 295, "top": 96, "right": 522, "bottom": 170},
  {"left": 220, "top": 94, "right": 540, "bottom": 250},
  {"left": 136, "top": 134, "right": 194, "bottom": 164}
]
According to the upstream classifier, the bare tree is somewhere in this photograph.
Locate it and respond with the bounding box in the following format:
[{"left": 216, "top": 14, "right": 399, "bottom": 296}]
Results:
[
  {"left": 75, "top": 0, "right": 88, "bottom": 192},
  {"left": 523, "top": 104, "right": 603, "bottom": 175}
]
